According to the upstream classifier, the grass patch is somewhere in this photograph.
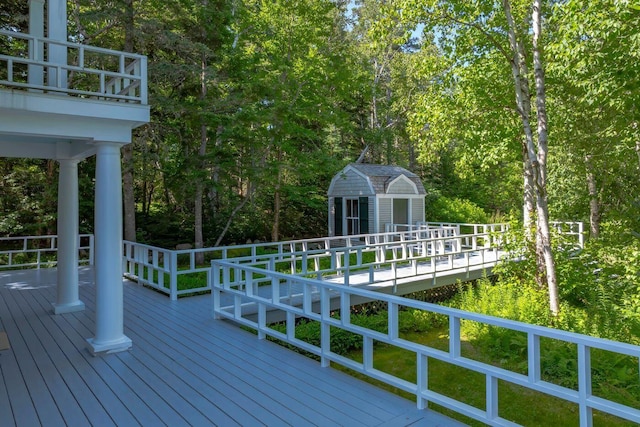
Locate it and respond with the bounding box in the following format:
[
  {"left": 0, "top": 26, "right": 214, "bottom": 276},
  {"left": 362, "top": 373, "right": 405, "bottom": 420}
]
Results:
[{"left": 331, "top": 325, "right": 637, "bottom": 426}]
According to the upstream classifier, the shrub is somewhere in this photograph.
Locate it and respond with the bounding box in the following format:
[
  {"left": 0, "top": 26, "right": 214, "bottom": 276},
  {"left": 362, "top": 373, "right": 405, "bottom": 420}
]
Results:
[{"left": 425, "top": 194, "right": 490, "bottom": 223}]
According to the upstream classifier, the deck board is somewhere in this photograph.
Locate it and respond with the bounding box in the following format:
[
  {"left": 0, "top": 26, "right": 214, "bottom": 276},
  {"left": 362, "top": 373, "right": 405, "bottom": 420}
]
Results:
[
  {"left": 0, "top": 267, "right": 465, "bottom": 427},
  {"left": 120, "top": 295, "right": 374, "bottom": 426},
  {"left": 0, "top": 286, "right": 67, "bottom": 427},
  {"left": 113, "top": 287, "right": 363, "bottom": 426},
  {"left": 19, "top": 291, "right": 119, "bottom": 427},
  {"left": 118, "top": 284, "right": 387, "bottom": 424}
]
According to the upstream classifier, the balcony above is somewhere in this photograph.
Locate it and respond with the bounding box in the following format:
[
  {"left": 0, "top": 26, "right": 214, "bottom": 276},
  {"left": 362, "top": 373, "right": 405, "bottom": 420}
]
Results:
[{"left": 0, "top": 29, "right": 150, "bottom": 160}]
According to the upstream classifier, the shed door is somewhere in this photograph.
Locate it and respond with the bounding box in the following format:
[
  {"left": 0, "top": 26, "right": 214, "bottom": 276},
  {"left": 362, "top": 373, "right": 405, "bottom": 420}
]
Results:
[{"left": 393, "top": 198, "right": 409, "bottom": 225}]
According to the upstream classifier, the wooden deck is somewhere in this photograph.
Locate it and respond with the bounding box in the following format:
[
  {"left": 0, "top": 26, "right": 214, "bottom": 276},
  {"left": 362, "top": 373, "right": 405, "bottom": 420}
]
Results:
[{"left": 0, "top": 267, "right": 464, "bottom": 426}]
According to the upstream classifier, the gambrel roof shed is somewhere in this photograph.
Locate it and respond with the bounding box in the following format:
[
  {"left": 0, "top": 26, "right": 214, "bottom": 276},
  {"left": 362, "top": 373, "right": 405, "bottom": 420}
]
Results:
[{"left": 328, "top": 164, "right": 426, "bottom": 236}]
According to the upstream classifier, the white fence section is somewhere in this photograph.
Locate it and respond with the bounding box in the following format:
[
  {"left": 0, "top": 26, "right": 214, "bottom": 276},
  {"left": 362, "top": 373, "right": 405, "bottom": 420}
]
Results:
[
  {"left": 1, "top": 221, "right": 580, "bottom": 299},
  {"left": 122, "top": 223, "right": 506, "bottom": 300},
  {"left": 211, "top": 260, "right": 640, "bottom": 427},
  {"left": 228, "top": 227, "right": 504, "bottom": 290},
  {"left": 0, "top": 29, "right": 147, "bottom": 103},
  {"left": 551, "top": 221, "right": 586, "bottom": 248},
  {"left": 0, "top": 234, "right": 94, "bottom": 269}
]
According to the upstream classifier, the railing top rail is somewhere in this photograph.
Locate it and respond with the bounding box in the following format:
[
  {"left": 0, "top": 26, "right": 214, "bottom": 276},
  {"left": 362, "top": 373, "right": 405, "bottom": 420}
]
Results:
[
  {"left": 212, "top": 258, "right": 640, "bottom": 357},
  {"left": 0, "top": 234, "right": 92, "bottom": 241},
  {"left": 130, "top": 223, "right": 507, "bottom": 256},
  {"left": 0, "top": 29, "right": 147, "bottom": 60},
  {"left": 223, "top": 233, "right": 496, "bottom": 264}
]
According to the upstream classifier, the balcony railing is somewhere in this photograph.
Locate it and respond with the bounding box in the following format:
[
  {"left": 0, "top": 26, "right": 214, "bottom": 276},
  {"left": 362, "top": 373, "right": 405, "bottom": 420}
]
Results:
[{"left": 0, "top": 29, "right": 147, "bottom": 104}]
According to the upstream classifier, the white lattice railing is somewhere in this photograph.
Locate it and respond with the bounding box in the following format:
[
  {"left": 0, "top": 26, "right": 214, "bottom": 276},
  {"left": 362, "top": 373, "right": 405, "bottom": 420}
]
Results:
[
  {"left": 211, "top": 259, "right": 640, "bottom": 427},
  {"left": 0, "top": 234, "right": 94, "bottom": 269},
  {"left": 122, "top": 223, "right": 504, "bottom": 300},
  {"left": 0, "top": 29, "right": 147, "bottom": 104}
]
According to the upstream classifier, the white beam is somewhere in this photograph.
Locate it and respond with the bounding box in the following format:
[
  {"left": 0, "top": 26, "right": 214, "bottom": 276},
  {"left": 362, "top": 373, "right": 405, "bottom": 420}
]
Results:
[
  {"left": 86, "top": 142, "right": 132, "bottom": 355},
  {"left": 53, "top": 158, "right": 85, "bottom": 314}
]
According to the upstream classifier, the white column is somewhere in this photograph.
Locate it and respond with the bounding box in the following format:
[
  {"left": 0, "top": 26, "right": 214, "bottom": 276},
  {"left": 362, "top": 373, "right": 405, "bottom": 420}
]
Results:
[
  {"left": 28, "top": 0, "right": 45, "bottom": 87},
  {"left": 86, "top": 142, "right": 132, "bottom": 355},
  {"left": 53, "top": 158, "right": 85, "bottom": 314},
  {"left": 47, "top": 0, "right": 67, "bottom": 88}
]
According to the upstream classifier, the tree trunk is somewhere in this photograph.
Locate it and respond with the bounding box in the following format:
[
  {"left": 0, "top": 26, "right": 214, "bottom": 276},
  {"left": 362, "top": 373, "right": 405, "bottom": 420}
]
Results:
[
  {"left": 271, "top": 150, "right": 283, "bottom": 242},
  {"left": 208, "top": 125, "right": 223, "bottom": 216},
  {"left": 522, "top": 142, "right": 536, "bottom": 235},
  {"left": 122, "top": 0, "right": 136, "bottom": 242},
  {"left": 122, "top": 145, "right": 136, "bottom": 241},
  {"left": 195, "top": 43, "right": 208, "bottom": 265},
  {"left": 194, "top": 121, "right": 207, "bottom": 265},
  {"left": 194, "top": 180, "right": 204, "bottom": 261},
  {"left": 503, "top": 0, "right": 545, "bottom": 288},
  {"left": 214, "top": 184, "right": 255, "bottom": 247},
  {"left": 532, "top": 0, "right": 559, "bottom": 316},
  {"left": 585, "top": 154, "right": 600, "bottom": 238}
]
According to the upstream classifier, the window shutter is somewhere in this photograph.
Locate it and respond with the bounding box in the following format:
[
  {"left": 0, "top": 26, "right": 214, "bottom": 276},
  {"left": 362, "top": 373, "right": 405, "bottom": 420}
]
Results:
[
  {"left": 334, "top": 197, "right": 343, "bottom": 236},
  {"left": 359, "top": 197, "right": 369, "bottom": 234}
]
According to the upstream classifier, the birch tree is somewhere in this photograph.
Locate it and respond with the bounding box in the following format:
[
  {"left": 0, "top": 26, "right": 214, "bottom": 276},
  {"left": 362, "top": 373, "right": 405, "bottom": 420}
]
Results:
[{"left": 400, "top": 0, "right": 560, "bottom": 314}]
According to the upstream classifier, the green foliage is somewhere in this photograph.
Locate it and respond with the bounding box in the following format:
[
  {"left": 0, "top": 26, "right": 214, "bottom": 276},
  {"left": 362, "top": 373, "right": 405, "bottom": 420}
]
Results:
[
  {"left": 442, "top": 219, "right": 640, "bottom": 409},
  {"left": 397, "top": 308, "right": 449, "bottom": 332},
  {"left": 424, "top": 192, "right": 490, "bottom": 223},
  {"left": 273, "top": 305, "right": 446, "bottom": 357},
  {"left": 455, "top": 279, "right": 553, "bottom": 331}
]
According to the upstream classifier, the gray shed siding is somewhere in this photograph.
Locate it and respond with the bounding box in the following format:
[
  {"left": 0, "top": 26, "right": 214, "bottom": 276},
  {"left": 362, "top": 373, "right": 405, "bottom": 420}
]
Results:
[
  {"left": 328, "top": 197, "right": 335, "bottom": 236},
  {"left": 368, "top": 197, "right": 375, "bottom": 233},
  {"left": 387, "top": 179, "right": 416, "bottom": 195},
  {"left": 378, "top": 198, "right": 392, "bottom": 233},
  {"left": 412, "top": 198, "right": 425, "bottom": 223},
  {"left": 329, "top": 164, "right": 427, "bottom": 236}
]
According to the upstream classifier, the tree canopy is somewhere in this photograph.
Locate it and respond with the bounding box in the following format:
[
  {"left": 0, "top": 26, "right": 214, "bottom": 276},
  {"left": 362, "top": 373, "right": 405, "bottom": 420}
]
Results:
[{"left": 2, "top": 0, "right": 638, "bottom": 254}]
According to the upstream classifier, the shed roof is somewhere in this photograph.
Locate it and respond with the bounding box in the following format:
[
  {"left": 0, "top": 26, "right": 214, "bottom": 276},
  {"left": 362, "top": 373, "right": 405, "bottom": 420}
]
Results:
[{"left": 347, "top": 163, "right": 426, "bottom": 195}]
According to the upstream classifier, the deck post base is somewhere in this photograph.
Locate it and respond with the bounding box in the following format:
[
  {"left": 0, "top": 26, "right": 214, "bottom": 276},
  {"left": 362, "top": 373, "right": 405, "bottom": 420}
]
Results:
[
  {"left": 86, "top": 336, "right": 132, "bottom": 356},
  {"left": 52, "top": 300, "right": 85, "bottom": 314}
]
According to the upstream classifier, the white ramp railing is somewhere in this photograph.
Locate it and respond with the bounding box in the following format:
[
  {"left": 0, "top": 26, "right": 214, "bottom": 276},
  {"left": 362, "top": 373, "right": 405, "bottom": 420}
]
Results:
[
  {"left": 227, "top": 228, "right": 503, "bottom": 289},
  {"left": 211, "top": 259, "right": 640, "bottom": 427},
  {"left": 123, "top": 229, "right": 488, "bottom": 299}
]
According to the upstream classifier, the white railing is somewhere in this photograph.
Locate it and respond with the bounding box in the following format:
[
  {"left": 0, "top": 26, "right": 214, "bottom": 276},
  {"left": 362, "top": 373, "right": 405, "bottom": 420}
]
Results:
[
  {"left": 122, "top": 224, "right": 503, "bottom": 300},
  {"left": 551, "top": 221, "right": 586, "bottom": 248},
  {"left": 211, "top": 260, "right": 640, "bottom": 427},
  {"left": 0, "top": 29, "right": 147, "bottom": 104},
  {"left": 423, "top": 221, "right": 509, "bottom": 237},
  {"left": 226, "top": 229, "right": 503, "bottom": 290},
  {"left": 0, "top": 234, "right": 94, "bottom": 269}
]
